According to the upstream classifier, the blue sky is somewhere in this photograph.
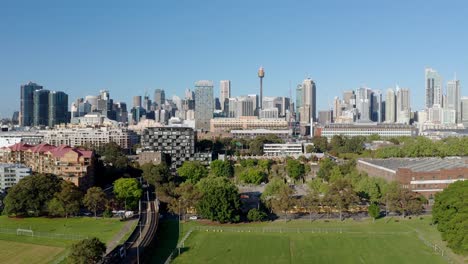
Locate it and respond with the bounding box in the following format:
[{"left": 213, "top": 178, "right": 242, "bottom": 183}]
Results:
[{"left": 1, "top": 0, "right": 467, "bottom": 118}]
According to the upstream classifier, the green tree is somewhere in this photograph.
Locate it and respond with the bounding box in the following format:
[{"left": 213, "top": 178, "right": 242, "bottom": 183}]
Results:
[
  {"left": 113, "top": 178, "right": 142, "bottom": 210},
  {"left": 258, "top": 159, "right": 273, "bottom": 173},
  {"left": 97, "top": 142, "right": 129, "bottom": 169},
  {"left": 3, "top": 174, "right": 62, "bottom": 216},
  {"left": 326, "top": 179, "right": 358, "bottom": 221},
  {"left": 300, "top": 191, "right": 320, "bottom": 222},
  {"left": 247, "top": 208, "right": 268, "bottom": 222},
  {"left": 210, "top": 160, "right": 234, "bottom": 178},
  {"left": 368, "top": 203, "right": 380, "bottom": 222},
  {"left": 83, "top": 187, "right": 107, "bottom": 218},
  {"left": 239, "top": 168, "right": 265, "bottom": 184},
  {"left": 311, "top": 136, "right": 329, "bottom": 153},
  {"left": 177, "top": 161, "right": 208, "bottom": 183},
  {"left": 432, "top": 180, "right": 468, "bottom": 254},
  {"left": 386, "top": 182, "right": 425, "bottom": 217},
  {"left": 306, "top": 145, "right": 315, "bottom": 153},
  {"left": 68, "top": 237, "right": 106, "bottom": 264},
  {"left": 47, "top": 197, "right": 65, "bottom": 217},
  {"left": 286, "top": 159, "right": 305, "bottom": 182},
  {"left": 141, "top": 163, "right": 172, "bottom": 187},
  {"left": 270, "top": 184, "right": 295, "bottom": 220},
  {"left": 316, "top": 158, "right": 336, "bottom": 181},
  {"left": 168, "top": 182, "right": 202, "bottom": 220},
  {"left": 196, "top": 177, "right": 241, "bottom": 223},
  {"left": 54, "top": 181, "right": 82, "bottom": 218}
]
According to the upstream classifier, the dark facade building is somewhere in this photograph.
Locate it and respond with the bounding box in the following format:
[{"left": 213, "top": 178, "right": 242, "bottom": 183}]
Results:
[
  {"left": 49, "top": 91, "right": 69, "bottom": 126},
  {"left": 33, "top": 89, "right": 50, "bottom": 126},
  {"left": 20, "top": 82, "right": 43, "bottom": 126},
  {"left": 140, "top": 127, "right": 211, "bottom": 171}
]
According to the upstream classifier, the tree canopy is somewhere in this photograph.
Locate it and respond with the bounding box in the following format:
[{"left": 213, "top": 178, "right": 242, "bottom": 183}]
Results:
[
  {"left": 432, "top": 180, "right": 468, "bottom": 255},
  {"left": 3, "top": 174, "right": 62, "bottom": 216},
  {"left": 113, "top": 178, "right": 142, "bottom": 210},
  {"left": 210, "top": 160, "right": 234, "bottom": 178},
  {"left": 141, "top": 163, "right": 172, "bottom": 187},
  {"left": 239, "top": 168, "right": 265, "bottom": 184},
  {"left": 195, "top": 177, "right": 240, "bottom": 223},
  {"left": 177, "top": 161, "right": 208, "bottom": 183},
  {"left": 83, "top": 187, "right": 107, "bottom": 218},
  {"left": 68, "top": 237, "right": 106, "bottom": 264},
  {"left": 286, "top": 159, "right": 305, "bottom": 181}
]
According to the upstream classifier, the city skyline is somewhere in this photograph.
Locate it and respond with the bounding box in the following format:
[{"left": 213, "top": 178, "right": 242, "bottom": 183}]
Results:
[{"left": 1, "top": 1, "right": 468, "bottom": 117}]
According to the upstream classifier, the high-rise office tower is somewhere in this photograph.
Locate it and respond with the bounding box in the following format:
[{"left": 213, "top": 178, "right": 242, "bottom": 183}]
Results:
[
  {"left": 143, "top": 95, "right": 152, "bottom": 111},
  {"left": 194, "top": 80, "right": 214, "bottom": 131},
  {"left": 385, "top": 88, "right": 396, "bottom": 123},
  {"left": 33, "top": 89, "right": 50, "bottom": 126},
  {"left": 220, "top": 80, "right": 231, "bottom": 112},
  {"left": 258, "top": 67, "right": 265, "bottom": 110},
  {"left": 154, "top": 89, "right": 165, "bottom": 108},
  {"left": 355, "top": 87, "right": 372, "bottom": 121},
  {"left": 396, "top": 87, "right": 410, "bottom": 124},
  {"left": 48, "top": 91, "right": 68, "bottom": 127},
  {"left": 296, "top": 84, "right": 303, "bottom": 121},
  {"left": 446, "top": 79, "right": 461, "bottom": 123},
  {"left": 371, "top": 91, "right": 383, "bottom": 122},
  {"left": 133, "top": 96, "right": 142, "bottom": 108},
  {"left": 302, "top": 78, "right": 317, "bottom": 123},
  {"left": 461, "top": 97, "right": 468, "bottom": 126},
  {"left": 425, "top": 68, "right": 442, "bottom": 108},
  {"left": 20, "top": 82, "right": 43, "bottom": 126}
]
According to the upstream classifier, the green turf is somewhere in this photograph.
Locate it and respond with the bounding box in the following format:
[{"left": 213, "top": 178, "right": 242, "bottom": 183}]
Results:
[
  {"left": 0, "top": 240, "right": 64, "bottom": 264},
  {"left": 0, "top": 216, "right": 128, "bottom": 263},
  {"left": 0, "top": 215, "right": 126, "bottom": 246},
  {"left": 151, "top": 217, "right": 457, "bottom": 264}
]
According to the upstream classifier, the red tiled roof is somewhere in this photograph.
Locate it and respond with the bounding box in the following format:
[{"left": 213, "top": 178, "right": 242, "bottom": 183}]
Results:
[
  {"left": 8, "top": 143, "right": 93, "bottom": 159},
  {"left": 8, "top": 143, "right": 34, "bottom": 151},
  {"left": 30, "top": 143, "right": 56, "bottom": 153}
]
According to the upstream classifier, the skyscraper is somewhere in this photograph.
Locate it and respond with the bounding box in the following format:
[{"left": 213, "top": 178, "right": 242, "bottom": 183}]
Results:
[
  {"left": 258, "top": 67, "right": 265, "bottom": 110},
  {"left": 425, "top": 68, "right": 442, "bottom": 108},
  {"left": 396, "top": 87, "right": 410, "bottom": 124},
  {"left": 20, "top": 82, "right": 43, "bottom": 126},
  {"left": 154, "top": 89, "right": 165, "bottom": 108},
  {"left": 296, "top": 84, "right": 303, "bottom": 121},
  {"left": 133, "top": 96, "right": 142, "bottom": 108},
  {"left": 194, "top": 80, "right": 214, "bottom": 131},
  {"left": 48, "top": 91, "right": 69, "bottom": 127},
  {"left": 220, "top": 80, "right": 231, "bottom": 112},
  {"left": 371, "top": 91, "right": 383, "bottom": 122},
  {"left": 385, "top": 88, "right": 396, "bottom": 123},
  {"left": 355, "top": 87, "right": 372, "bottom": 121},
  {"left": 461, "top": 97, "right": 468, "bottom": 126},
  {"left": 446, "top": 79, "right": 461, "bottom": 123},
  {"left": 302, "top": 78, "right": 317, "bottom": 123},
  {"left": 33, "top": 89, "right": 50, "bottom": 126}
]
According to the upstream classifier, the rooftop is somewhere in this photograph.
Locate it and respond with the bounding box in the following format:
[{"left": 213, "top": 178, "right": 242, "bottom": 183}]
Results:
[{"left": 359, "top": 157, "right": 468, "bottom": 172}]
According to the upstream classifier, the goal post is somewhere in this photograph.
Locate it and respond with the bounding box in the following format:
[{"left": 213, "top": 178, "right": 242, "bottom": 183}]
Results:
[{"left": 16, "top": 228, "right": 34, "bottom": 237}]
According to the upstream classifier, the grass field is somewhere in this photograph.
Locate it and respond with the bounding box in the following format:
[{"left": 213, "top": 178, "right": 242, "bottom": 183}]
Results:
[
  {"left": 0, "top": 240, "right": 63, "bottom": 264},
  {"left": 0, "top": 216, "right": 128, "bottom": 263},
  {"left": 149, "top": 217, "right": 462, "bottom": 264}
]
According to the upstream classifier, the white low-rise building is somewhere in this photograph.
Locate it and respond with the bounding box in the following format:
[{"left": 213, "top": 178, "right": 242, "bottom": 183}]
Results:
[
  {"left": 263, "top": 143, "right": 303, "bottom": 156},
  {"left": 0, "top": 163, "right": 31, "bottom": 190},
  {"left": 318, "top": 123, "right": 418, "bottom": 140}
]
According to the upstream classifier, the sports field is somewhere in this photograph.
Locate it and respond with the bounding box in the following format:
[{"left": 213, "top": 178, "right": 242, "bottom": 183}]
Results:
[
  {"left": 153, "top": 217, "right": 458, "bottom": 264},
  {"left": 0, "top": 216, "right": 128, "bottom": 263},
  {"left": 0, "top": 240, "right": 63, "bottom": 264}
]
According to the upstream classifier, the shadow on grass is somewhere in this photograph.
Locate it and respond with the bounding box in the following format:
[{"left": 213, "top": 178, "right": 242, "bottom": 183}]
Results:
[{"left": 145, "top": 219, "right": 180, "bottom": 264}]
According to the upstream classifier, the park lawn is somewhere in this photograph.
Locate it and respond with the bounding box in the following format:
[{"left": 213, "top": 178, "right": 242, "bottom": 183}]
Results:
[
  {"left": 0, "top": 239, "right": 64, "bottom": 264},
  {"left": 156, "top": 217, "right": 454, "bottom": 264},
  {"left": 0, "top": 216, "right": 128, "bottom": 263},
  {"left": 0, "top": 216, "right": 127, "bottom": 245}
]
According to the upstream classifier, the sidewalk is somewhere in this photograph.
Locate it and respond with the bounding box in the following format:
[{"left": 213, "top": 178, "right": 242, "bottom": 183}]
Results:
[{"left": 106, "top": 218, "right": 138, "bottom": 253}]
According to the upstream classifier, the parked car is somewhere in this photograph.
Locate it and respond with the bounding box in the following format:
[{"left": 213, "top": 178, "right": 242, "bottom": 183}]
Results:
[{"left": 189, "top": 215, "right": 198, "bottom": 220}]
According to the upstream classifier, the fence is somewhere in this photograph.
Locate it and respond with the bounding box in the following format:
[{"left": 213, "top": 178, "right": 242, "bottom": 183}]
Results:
[
  {"left": 0, "top": 227, "right": 88, "bottom": 241},
  {"left": 413, "top": 229, "right": 454, "bottom": 264}
]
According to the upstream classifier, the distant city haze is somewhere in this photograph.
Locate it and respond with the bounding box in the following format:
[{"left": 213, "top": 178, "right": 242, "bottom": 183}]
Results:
[{"left": 1, "top": 1, "right": 467, "bottom": 117}]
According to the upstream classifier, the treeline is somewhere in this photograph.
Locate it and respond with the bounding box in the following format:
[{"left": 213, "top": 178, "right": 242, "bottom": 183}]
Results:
[
  {"left": 432, "top": 180, "right": 468, "bottom": 255},
  {"left": 2, "top": 174, "right": 142, "bottom": 218},
  {"left": 375, "top": 136, "right": 468, "bottom": 158},
  {"left": 142, "top": 157, "right": 426, "bottom": 224}
]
